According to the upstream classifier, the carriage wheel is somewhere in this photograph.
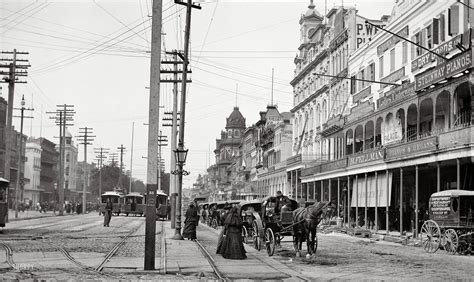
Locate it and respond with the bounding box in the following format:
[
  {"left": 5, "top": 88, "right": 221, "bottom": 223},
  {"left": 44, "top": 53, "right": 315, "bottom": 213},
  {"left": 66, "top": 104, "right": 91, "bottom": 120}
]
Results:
[
  {"left": 211, "top": 219, "right": 218, "bottom": 229},
  {"left": 443, "top": 229, "right": 459, "bottom": 255},
  {"left": 265, "top": 228, "right": 276, "bottom": 256},
  {"left": 457, "top": 235, "right": 471, "bottom": 255},
  {"left": 252, "top": 221, "right": 262, "bottom": 251},
  {"left": 420, "top": 220, "right": 441, "bottom": 253},
  {"left": 242, "top": 225, "right": 248, "bottom": 244}
]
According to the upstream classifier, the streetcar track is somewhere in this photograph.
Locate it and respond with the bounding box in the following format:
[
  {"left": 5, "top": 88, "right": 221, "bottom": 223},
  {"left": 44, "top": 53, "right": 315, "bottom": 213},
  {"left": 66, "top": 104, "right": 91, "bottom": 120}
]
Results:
[
  {"left": 194, "top": 239, "right": 228, "bottom": 281},
  {"left": 0, "top": 242, "right": 15, "bottom": 268},
  {"left": 95, "top": 229, "right": 136, "bottom": 272}
]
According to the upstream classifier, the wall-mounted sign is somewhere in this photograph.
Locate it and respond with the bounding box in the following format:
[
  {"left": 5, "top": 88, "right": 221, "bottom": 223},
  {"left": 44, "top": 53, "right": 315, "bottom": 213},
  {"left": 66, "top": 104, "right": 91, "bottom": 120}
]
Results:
[
  {"left": 385, "top": 136, "right": 438, "bottom": 160},
  {"left": 377, "top": 26, "right": 409, "bottom": 56},
  {"left": 301, "top": 165, "right": 320, "bottom": 177},
  {"left": 377, "top": 82, "right": 415, "bottom": 109},
  {"left": 382, "top": 114, "right": 403, "bottom": 145},
  {"left": 320, "top": 158, "right": 347, "bottom": 172},
  {"left": 411, "top": 34, "right": 462, "bottom": 71},
  {"left": 348, "top": 149, "right": 384, "bottom": 166},
  {"left": 353, "top": 86, "right": 372, "bottom": 103},
  {"left": 355, "top": 16, "right": 385, "bottom": 49},
  {"left": 415, "top": 49, "right": 473, "bottom": 91},
  {"left": 381, "top": 67, "right": 405, "bottom": 87}
]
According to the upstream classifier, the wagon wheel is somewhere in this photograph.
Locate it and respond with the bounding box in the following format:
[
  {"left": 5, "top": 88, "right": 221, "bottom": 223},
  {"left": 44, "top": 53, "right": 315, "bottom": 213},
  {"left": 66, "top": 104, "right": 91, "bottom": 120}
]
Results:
[
  {"left": 252, "top": 221, "right": 262, "bottom": 251},
  {"left": 242, "top": 225, "right": 248, "bottom": 244},
  {"left": 443, "top": 229, "right": 459, "bottom": 255},
  {"left": 420, "top": 220, "right": 441, "bottom": 253},
  {"left": 265, "top": 228, "right": 276, "bottom": 256},
  {"left": 457, "top": 234, "right": 471, "bottom": 255}
]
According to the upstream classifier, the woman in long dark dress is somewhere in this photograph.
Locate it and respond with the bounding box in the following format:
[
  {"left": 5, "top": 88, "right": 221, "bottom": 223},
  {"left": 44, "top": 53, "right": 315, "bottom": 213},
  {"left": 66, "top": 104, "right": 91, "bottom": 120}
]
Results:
[
  {"left": 217, "top": 206, "right": 247, "bottom": 260},
  {"left": 183, "top": 203, "right": 199, "bottom": 240}
]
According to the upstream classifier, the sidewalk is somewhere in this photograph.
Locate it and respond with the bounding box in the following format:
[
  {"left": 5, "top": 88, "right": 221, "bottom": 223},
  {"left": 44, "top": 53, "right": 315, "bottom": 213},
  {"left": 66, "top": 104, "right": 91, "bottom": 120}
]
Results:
[{"left": 7, "top": 210, "right": 56, "bottom": 222}]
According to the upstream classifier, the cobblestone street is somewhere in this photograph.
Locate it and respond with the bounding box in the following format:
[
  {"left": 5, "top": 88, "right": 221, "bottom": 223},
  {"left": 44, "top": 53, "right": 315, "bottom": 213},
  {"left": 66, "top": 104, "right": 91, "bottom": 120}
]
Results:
[{"left": 2, "top": 214, "right": 473, "bottom": 280}]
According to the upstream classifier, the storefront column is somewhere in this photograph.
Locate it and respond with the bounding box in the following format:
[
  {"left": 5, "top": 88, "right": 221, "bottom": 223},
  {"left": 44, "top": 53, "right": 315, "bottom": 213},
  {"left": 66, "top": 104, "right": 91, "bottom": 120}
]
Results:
[
  {"left": 400, "top": 167, "right": 403, "bottom": 236},
  {"left": 355, "top": 174, "right": 358, "bottom": 227},
  {"left": 306, "top": 182, "right": 309, "bottom": 202},
  {"left": 329, "top": 179, "right": 332, "bottom": 204},
  {"left": 337, "top": 177, "right": 340, "bottom": 218},
  {"left": 375, "top": 171, "right": 378, "bottom": 232},
  {"left": 415, "top": 165, "right": 419, "bottom": 238},
  {"left": 386, "top": 169, "right": 389, "bottom": 235},
  {"left": 347, "top": 176, "right": 351, "bottom": 226},
  {"left": 364, "top": 173, "right": 368, "bottom": 230},
  {"left": 437, "top": 162, "right": 440, "bottom": 192},
  {"left": 457, "top": 158, "right": 461, "bottom": 190},
  {"left": 290, "top": 171, "right": 293, "bottom": 198},
  {"left": 320, "top": 180, "right": 323, "bottom": 202},
  {"left": 296, "top": 170, "right": 299, "bottom": 200}
]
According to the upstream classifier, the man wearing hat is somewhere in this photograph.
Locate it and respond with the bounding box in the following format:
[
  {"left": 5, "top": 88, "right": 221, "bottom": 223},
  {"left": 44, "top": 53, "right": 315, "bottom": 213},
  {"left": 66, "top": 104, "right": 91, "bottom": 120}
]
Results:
[{"left": 275, "top": 191, "right": 292, "bottom": 214}]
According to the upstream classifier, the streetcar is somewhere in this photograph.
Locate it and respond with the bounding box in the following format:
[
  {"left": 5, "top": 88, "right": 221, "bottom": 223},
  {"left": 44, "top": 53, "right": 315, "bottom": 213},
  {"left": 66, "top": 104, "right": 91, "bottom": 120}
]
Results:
[
  {"left": 100, "top": 191, "right": 124, "bottom": 216},
  {"left": 123, "top": 192, "right": 145, "bottom": 216},
  {"left": 0, "top": 177, "right": 9, "bottom": 228},
  {"left": 155, "top": 190, "right": 170, "bottom": 220}
]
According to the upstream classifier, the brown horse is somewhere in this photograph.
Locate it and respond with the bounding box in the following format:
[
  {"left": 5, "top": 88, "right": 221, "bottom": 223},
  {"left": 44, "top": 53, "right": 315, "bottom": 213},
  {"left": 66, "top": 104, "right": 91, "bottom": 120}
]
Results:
[{"left": 292, "top": 201, "right": 335, "bottom": 257}]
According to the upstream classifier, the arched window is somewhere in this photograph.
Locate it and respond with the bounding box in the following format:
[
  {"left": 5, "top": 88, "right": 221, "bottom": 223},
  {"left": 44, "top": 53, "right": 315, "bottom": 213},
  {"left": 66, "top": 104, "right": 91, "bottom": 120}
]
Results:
[
  {"left": 365, "top": 121, "right": 374, "bottom": 150},
  {"left": 346, "top": 129, "right": 354, "bottom": 155},
  {"left": 354, "top": 125, "right": 364, "bottom": 152},
  {"left": 435, "top": 91, "right": 450, "bottom": 132}
]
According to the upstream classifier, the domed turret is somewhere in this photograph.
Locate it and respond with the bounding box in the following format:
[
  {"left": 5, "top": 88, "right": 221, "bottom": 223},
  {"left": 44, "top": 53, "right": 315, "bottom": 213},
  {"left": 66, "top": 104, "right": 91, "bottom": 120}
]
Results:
[{"left": 226, "top": 106, "right": 246, "bottom": 129}]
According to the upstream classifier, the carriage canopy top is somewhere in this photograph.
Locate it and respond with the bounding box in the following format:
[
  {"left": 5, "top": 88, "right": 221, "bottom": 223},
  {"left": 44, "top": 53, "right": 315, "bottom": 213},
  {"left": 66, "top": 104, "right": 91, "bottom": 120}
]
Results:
[
  {"left": 0, "top": 177, "right": 9, "bottom": 183},
  {"left": 431, "top": 189, "right": 474, "bottom": 198}
]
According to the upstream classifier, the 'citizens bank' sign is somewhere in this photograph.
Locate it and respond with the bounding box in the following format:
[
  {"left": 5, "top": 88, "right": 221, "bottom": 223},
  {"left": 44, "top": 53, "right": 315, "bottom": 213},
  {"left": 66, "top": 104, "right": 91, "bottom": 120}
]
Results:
[{"left": 415, "top": 49, "right": 473, "bottom": 91}]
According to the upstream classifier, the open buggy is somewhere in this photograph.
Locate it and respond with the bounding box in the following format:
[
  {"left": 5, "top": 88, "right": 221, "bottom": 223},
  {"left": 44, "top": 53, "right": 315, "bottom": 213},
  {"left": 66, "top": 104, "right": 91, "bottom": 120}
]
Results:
[{"left": 420, "top": 189, "right": 474, "bottom": 255}]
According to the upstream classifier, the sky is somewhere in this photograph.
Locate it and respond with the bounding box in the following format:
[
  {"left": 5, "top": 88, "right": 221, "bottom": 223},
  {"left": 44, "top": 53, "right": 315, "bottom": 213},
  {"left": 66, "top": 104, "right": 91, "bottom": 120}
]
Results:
[{"left": 1, "top": 0, "right": 394, "bottom": 189}]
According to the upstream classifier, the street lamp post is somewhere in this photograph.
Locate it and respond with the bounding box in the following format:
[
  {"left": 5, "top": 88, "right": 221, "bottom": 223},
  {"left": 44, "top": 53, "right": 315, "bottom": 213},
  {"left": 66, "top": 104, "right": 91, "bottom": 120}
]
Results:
[{"left": 171, "top": 147, "right": 189, "bottom": 240}]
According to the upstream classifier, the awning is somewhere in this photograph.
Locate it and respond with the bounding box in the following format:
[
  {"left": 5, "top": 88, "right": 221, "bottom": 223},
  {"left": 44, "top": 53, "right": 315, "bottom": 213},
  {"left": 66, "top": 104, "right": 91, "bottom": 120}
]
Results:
[{"left": 351, "top": 172, "right": 392, "bottom": 208}]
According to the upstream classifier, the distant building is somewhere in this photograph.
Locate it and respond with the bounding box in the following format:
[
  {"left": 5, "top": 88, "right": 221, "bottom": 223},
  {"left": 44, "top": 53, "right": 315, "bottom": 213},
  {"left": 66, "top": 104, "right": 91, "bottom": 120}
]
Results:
[
  {"left": 24, "top": 139, "right": 42, "bottom": 204},
  {"left": 208, "top": 107, "right": 246, "bottom": 201},
  {"left": 33, "top": 138, "right": 59, "bottom": 202},
  {"left": 63, "top": 130, "right": 78, "bottom": 201}
]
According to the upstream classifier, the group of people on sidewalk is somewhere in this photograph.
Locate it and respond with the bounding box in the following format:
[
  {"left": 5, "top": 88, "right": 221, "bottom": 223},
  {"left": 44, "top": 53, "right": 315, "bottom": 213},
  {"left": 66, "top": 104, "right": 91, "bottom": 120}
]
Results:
[{"left": 182, "top": 201, "right": 247, "bottom": 260}]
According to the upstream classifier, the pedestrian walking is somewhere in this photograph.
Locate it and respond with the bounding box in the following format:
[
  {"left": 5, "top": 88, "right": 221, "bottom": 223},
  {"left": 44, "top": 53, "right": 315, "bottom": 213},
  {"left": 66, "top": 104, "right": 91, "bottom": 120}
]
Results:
[
  {"left": 182, "top": 202, "right": 199, "bottom": 240},
  {"left": 104, "top": 198, "right": 113, "bottom": 227},
  {"left": 217, "top": 206, "right": 246, "bottom": 260}
]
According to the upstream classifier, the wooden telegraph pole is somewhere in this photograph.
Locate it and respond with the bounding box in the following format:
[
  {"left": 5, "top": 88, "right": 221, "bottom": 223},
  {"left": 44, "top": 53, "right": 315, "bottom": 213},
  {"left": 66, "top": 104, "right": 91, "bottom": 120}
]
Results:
[
  {"left": 13, "top": 95, "right": 33, "bottom": 218},
  {"left": 144, "top": 0, "right": 163, "bottom": 271},
  {"left": 94, "top": 148, "right": 109, "bottom": 198},
  {"left": 77, "top": 127, "right": 95, "bottom": 214},
  {"left": 172, "top": 0, "right": 201, "bottom": 240},
  {"left": 0, "top": 49, "right": 29, "bottom": 220}
]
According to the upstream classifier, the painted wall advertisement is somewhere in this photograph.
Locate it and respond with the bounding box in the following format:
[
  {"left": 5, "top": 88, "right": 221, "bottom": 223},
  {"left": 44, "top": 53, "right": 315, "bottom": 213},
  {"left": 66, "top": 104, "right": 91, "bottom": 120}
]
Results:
[
  {"left": 382, "top": 114, "right": 403, "bottom": 145},
  {"left": 351, "top": 172, "right": 393, "bottom": 207}
]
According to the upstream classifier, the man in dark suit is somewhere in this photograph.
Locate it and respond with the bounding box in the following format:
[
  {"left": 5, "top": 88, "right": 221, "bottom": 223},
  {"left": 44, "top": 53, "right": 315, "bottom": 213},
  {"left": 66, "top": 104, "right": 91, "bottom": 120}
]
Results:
[{"left": 275, "top": 191, "right": 292, "bottom": 214}]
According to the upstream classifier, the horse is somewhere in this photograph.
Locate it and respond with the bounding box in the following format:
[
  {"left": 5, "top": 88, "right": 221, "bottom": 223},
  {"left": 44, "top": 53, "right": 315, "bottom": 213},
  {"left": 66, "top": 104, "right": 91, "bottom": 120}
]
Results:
[{"left": 292, "top": 201, "right": 335, "bottom": 257}]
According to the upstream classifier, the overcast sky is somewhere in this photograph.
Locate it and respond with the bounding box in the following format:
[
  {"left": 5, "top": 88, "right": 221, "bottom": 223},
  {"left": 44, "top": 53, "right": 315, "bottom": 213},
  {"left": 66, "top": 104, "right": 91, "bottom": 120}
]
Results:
[{"left": 1, "top": 0, "right": 394, "bottom": 189}]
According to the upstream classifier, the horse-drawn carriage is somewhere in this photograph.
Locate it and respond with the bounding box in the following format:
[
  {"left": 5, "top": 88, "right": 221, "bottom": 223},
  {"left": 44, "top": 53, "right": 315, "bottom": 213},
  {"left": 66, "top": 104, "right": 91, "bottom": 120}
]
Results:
[
  {"left": 420, "top": 189, "right": 474, "bottom": 255},
  {"left": 207, "top": 200, "right": 242, "bottom": 229},
  {"left": 240, "top": 196, "right": 334, "bottom": 256}
]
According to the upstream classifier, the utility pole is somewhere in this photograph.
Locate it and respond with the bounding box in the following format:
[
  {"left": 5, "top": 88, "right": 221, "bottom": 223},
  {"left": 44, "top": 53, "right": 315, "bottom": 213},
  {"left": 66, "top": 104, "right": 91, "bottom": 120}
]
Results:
[
  {"left": 94, "top": 148, "right": 109, "bottom": 198},
  {"left": 117, "top": 144, "right": 126, "bottom": 192},
  {"left": 172, "top": 0, "right": 201, "bottom": 240},
  {"left": 77, "top": 127, "right": 95, "bottom": 214},
  {"left": 162, "top": 49, "right": 186, "bottom": 229},
  {"left": 144, "top": 0, "right": 163, "bottom": 271},
  {"left": 129, "top": 122, "right": 135, "bottom": 193},
  {"left": 47, "top": 105, "right": 75, "bottom": 216},
  {"left": 12, "top": 95, "right": 33, "bottom": 218},
  {"left": 109, "top": 152, "right": 118, "bottom": 166},
  {"left": 158, "top": 132, "right": 168, "bottom": 193},
  {"left": 0, "top": 49, "right": 29, "bottom": 220}
]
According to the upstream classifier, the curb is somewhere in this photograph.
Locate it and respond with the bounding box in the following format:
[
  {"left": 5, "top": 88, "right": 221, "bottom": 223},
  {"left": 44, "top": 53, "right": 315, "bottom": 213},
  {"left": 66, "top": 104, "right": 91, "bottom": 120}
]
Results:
[{"left": 6, "top": 212, "right": 79, "bottom": 223}]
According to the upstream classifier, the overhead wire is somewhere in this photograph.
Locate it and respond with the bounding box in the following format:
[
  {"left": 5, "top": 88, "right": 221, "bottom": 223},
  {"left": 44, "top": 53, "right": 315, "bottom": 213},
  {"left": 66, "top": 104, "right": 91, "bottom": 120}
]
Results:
[{"left": 0, "top": 1, "right": 50, "bottom": 32}]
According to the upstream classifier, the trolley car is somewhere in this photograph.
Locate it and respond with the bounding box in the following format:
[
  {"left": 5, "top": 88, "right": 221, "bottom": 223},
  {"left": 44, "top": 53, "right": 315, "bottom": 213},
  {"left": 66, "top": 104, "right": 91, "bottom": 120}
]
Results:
[
  {"left": 420, "top": 189, "right": 474, "bottom": 255},
  {"left": 123, "top": 192, "right": 145, "bottom": 216},
  {"left": 0, "top": 178, "right": 9, "bottom": 228},
  {"left": 100, "top": 191, "right": 124, "bottom": 216},
  {"left": 155, "top": 190, "right": 169, "bottom": 220}
]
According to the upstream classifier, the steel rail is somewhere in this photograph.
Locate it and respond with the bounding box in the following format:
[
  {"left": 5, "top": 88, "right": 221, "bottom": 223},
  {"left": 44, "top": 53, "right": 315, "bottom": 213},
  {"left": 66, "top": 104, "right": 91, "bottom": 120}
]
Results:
[
  {"left": 194, "top": 239, "right": 228, "bottom": 281},
  {"left": 95, "top": 229, "right": 136, "bottom": 272}
]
